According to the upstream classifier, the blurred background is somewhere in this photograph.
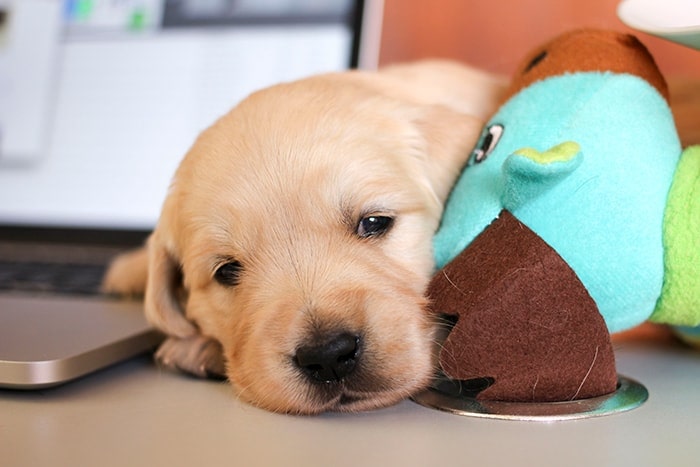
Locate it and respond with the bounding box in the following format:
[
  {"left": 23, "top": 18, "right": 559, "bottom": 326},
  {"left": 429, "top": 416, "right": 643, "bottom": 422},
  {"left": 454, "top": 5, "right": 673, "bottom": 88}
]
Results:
[
  {"left": 379, "top": 0, "right": 699, "bottom": 76},
  {"left": 378, "top": 0, "right": 700, "bottom": 146},
  {"left": 0, "top": 0, "right": 697, "bottom": 231},
  {"left": 0, "top": 0, "right": 363, "bottom": 229}
]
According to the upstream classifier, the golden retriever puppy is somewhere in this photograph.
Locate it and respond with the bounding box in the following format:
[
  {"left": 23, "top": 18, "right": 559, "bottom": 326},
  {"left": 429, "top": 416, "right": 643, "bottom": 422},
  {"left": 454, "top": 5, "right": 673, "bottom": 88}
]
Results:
[{"left": 103, "top": 60, "right": 505, "bottom": 414}]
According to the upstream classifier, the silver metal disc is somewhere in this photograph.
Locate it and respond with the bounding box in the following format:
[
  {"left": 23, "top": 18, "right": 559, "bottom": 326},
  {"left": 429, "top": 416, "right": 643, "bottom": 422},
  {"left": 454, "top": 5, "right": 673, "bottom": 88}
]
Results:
[{"left": 412, "top": 375, "right": 648, "bottom": 421}]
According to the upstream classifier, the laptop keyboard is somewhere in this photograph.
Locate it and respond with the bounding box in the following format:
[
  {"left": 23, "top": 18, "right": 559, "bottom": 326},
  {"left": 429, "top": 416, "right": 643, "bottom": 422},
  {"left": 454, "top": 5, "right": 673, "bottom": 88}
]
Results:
[{"left": 0, "top": 260, "right": 107, "bottom": 296}]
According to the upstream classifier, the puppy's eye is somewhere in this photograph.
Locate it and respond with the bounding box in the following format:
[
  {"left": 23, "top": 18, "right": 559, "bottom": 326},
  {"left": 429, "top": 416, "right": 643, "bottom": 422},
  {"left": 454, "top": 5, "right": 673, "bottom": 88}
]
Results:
[
  {"left": 214, "top": 261, "right": 242, "bottom": 286},
  {"left": 357, "top": 215, "right": 394, "bottom": 238}
]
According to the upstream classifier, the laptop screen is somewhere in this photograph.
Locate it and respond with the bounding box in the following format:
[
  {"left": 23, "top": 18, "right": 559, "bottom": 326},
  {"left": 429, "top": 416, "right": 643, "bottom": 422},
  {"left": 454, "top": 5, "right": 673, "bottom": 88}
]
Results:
[{"left": 0, "top": 0, "right": 378, "bottom": 233}]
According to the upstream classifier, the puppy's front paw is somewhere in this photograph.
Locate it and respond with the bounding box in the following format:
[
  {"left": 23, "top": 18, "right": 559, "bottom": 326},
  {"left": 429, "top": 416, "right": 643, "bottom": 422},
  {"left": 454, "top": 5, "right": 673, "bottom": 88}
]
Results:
[
  {"left": 101, "top": 247, "right": 149, "bottom": 296},
  {"left": 154, "top": 335, "right": 227, "bottom": 380}
]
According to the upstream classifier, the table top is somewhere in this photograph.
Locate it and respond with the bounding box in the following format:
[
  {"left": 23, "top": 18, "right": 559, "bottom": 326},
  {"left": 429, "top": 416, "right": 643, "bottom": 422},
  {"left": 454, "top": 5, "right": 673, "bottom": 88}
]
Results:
[{"left": 1, "top": 332, "right": 698, "bottom": 467}]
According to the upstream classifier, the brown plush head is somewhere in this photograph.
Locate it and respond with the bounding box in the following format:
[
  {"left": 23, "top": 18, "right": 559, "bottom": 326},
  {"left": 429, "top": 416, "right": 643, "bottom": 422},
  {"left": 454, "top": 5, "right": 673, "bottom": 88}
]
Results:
[{"left": 503, "top": 28, "right": 669, "bottom": 102}]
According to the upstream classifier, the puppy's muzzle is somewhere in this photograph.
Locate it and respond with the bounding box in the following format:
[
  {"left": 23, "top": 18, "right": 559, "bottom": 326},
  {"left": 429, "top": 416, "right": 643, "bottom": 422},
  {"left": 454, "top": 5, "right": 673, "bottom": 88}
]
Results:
[{"left": 294, "top": 333, "right": 360, "bottom": 383}]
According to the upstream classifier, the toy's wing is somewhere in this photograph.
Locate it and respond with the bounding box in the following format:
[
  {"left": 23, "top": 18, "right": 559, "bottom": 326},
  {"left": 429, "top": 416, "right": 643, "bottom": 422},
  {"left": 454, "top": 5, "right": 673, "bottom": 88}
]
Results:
[
  {"left": 429, "top": 210, "right": 617, "bottom": 402},
  {"left": 652, "top": 145, "right": 700, "bottom": 326},
  {"left": 501, "top": 142, "right": 583, "bottom": 211}
]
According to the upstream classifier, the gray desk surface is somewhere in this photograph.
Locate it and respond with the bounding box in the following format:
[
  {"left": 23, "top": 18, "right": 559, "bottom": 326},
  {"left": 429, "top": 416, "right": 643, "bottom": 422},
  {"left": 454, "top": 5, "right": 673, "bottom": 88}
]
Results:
[{"left": 1, "top": 334, "right": 698, "bottom": 467}]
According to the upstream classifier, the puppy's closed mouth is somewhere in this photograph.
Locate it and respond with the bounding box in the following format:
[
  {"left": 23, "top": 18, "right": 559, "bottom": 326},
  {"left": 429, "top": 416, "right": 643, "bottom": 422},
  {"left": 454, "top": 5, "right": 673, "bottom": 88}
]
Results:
[
  {"left": 316, "top": 385, "right": 409, "bottom": 413},
  {"left": 333, "top": 391, "right": 395, "bottom": 412},
  {"left": 338, "top": 393, "right": 363, "bottom": 406}
]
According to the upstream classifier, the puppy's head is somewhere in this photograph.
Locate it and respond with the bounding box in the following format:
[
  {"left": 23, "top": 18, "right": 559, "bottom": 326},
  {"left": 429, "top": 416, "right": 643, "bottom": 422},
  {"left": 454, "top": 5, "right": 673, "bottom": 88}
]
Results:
[{"left": 145, "top": 71, "right": 484, "bottom": 414}]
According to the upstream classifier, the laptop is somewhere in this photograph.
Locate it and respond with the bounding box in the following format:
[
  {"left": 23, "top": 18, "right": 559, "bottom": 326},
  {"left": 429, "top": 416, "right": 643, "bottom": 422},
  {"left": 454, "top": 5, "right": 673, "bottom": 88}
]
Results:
[{"left": 0, "top": 0, "right": 382, "bottom": 389}]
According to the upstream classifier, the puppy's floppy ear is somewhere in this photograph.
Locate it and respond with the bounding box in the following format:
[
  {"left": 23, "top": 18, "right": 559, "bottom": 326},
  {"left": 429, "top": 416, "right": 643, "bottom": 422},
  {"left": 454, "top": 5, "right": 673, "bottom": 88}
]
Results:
[
  {"left": 144, "top": 233, "right": 198, "bottom": 338},
  {"left": 414, "top": 105, "right": 483, "bottom": 206}
]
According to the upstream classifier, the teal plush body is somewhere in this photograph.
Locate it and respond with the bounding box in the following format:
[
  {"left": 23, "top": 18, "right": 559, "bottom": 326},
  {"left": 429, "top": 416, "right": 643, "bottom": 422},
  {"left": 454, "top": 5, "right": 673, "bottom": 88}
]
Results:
[{"left": 433, "top": 68, "right": 682, "bottom": 333}]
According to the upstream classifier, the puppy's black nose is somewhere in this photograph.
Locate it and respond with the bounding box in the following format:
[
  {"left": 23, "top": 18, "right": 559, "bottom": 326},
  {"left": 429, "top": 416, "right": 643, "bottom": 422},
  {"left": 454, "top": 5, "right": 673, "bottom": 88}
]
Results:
[{"left": 294, "top": 333, "right": 360, "bottom": 383}]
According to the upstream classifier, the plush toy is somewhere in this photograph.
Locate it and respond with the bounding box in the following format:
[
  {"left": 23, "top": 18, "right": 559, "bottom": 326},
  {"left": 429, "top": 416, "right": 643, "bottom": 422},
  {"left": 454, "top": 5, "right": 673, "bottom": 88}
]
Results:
[{"left": 429, "top": 29, "right": 700, "bottom": 403}]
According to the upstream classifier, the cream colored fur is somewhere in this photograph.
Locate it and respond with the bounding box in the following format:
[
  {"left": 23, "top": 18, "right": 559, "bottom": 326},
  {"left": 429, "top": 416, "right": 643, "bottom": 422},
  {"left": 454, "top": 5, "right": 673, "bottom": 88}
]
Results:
[{"left": 103, "top": 60, "right": 505, "bottom": 414}]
